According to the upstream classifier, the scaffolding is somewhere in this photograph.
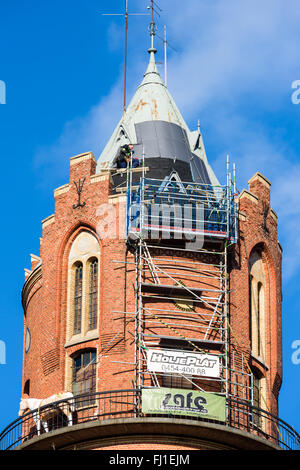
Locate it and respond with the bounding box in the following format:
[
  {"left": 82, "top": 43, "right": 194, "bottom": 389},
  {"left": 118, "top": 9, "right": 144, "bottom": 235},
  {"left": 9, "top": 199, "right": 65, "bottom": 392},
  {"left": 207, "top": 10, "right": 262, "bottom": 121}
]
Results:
[
  {"left": 123, "top": 154, "right": 253, "bottom": 417},
  {"left": 127, "top": 178, "right": 237, "bottom": 243}
]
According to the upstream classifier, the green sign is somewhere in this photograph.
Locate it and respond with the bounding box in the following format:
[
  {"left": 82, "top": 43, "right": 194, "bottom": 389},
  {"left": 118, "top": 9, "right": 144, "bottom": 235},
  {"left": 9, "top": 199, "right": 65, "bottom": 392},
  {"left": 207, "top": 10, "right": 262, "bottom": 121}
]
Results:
[{"left": 142, "top": 387, "right": 226, "bottom": 422}]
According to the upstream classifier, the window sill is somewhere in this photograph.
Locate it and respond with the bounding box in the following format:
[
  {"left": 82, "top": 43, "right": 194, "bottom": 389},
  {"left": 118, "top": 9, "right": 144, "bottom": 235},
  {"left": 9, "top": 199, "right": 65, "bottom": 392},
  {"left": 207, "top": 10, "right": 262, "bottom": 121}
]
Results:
[{"left": 64, "top": 331, "right": 99, "bottom": 349}]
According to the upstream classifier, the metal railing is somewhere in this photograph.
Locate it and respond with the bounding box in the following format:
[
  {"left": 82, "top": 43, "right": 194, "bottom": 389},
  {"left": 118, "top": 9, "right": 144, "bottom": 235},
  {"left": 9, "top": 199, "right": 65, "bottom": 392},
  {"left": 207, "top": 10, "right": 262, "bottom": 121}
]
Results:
[{"left": 0, "top": 389, "right": 299, "bottom": 450}]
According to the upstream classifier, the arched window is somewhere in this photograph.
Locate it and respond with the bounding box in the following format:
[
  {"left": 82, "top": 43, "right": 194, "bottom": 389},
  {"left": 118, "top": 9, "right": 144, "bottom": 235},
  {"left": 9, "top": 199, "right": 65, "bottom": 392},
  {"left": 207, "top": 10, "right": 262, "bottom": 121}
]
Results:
[
  {"left": 249, "top": 251, "right": 266, "bottom": 361},
  {"left": 66, "top": 232, "right": 100, "bottom": 343},
  {"left": 249, "top": 250, "right": 268, "bottom": 428},
  {"left": 74, "top": 262, "right": 83, "bottom": 335}
]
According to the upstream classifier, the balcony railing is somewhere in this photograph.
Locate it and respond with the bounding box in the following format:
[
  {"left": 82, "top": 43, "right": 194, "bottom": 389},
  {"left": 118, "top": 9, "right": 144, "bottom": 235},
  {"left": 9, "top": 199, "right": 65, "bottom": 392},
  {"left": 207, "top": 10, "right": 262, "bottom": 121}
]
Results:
[{"left": 0, "top": 389, "right": 299, "bottom": 450}]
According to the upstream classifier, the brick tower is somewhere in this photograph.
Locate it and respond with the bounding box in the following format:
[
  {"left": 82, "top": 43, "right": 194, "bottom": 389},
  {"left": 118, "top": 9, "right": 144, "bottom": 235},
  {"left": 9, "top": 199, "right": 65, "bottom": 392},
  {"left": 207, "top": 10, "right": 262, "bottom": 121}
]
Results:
[{"left": 1, "top": 23, "right": 299, "bottom": 452}]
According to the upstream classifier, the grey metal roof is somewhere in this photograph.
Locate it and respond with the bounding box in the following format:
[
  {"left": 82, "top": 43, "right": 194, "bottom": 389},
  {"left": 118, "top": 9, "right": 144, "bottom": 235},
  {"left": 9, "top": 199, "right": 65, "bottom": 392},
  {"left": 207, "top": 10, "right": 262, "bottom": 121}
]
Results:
[{"left": 135, "top": 121, "right": 191, "bottom": 162}]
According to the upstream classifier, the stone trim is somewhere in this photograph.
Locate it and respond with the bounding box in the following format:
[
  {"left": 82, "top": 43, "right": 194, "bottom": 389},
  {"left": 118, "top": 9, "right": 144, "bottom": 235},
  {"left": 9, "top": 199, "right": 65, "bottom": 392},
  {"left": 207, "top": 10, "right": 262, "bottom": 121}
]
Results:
[
  {"left": 248, "top": 172, "right": 271, "bottom": 188},
  {"left": 90, "top": 173, "right": 112, "bottom": 184},
  {"left": 54, "top": 184, "right": 70, "bottom": 198},
  {"left": 42, "top": 214, "right": 55, "bottom": 229},
  {"left": 108, "top": 194, "right": 127, "bottom": 205},
  {"left": 99, "top": 166, "right": 149, "bottom": 175},
  {"left": 238, "top": 211, "right": 246, "bottom": 221},
  {"left": 116, "top": 185, "right": 140, "bottom": 193},
  {"left": 70, "top": 151, "right": 96, "bottom": 165},
  {"left": 270, "top": 208, "right": 278, "bottom": 222},
  {"left": 64, "top": 331, "right": 99, "bottom": 349},
  {"left": 237, "top": 190, "right": 258, "bottom": 204},
  {"left": 22, "top": 264, "right": 43, "bottom": 311},
  {"left": 30, "top": 254, "right": 41, "bottom": 263}
]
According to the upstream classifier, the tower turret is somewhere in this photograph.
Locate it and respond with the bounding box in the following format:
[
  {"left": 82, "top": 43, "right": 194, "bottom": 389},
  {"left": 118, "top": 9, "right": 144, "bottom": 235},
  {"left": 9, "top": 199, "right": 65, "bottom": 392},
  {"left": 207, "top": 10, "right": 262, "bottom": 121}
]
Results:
[
  {"left": 97, "top": 46, "right": 218, "bottom": 186},
  {"left": 0, "top": 11, "right": 299, "bottom": 453}
]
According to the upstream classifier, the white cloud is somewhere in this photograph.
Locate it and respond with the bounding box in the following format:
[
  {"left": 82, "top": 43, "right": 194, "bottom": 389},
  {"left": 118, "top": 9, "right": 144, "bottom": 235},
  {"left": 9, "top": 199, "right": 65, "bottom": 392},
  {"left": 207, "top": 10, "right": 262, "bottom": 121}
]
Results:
[
  {"left": 162, "top": 0, "right": 300, "bottom": 117},
  {"left": 158, "top": 0, "right": 300, "bottom": 280}
]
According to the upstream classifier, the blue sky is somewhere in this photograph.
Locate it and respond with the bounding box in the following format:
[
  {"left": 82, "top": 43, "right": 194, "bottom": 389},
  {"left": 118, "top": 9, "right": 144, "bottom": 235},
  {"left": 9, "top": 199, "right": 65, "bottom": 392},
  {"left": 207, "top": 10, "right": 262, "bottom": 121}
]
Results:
[{"left": 0, "top": 0, "right": 300, "bottom": 436}]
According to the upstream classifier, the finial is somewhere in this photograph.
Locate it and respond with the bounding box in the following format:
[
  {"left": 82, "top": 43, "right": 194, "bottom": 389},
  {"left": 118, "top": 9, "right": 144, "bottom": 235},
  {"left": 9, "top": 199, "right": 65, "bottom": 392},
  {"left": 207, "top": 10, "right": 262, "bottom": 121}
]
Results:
[{"left": 147, "top": 0, "right": 161, "bottom": 53}]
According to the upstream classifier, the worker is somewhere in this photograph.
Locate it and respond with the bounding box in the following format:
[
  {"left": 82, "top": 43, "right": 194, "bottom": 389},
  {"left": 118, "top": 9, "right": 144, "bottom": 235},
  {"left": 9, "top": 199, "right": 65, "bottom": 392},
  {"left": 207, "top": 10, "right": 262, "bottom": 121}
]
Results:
[{"left": 116, "top": 144, "right": 140, "bottom": 169}]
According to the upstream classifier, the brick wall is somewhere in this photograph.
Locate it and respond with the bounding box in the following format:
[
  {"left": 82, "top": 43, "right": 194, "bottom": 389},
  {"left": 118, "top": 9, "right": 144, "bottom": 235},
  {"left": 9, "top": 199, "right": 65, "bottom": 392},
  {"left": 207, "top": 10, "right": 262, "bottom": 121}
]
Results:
[{"left": 231, "top": 172, "right": 282, "bottom": 415}]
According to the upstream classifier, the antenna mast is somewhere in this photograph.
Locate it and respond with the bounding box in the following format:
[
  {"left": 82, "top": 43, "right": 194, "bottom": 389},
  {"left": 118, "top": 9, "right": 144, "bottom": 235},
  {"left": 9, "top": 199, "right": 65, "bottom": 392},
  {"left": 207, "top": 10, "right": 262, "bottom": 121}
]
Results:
[
  {"left": 147, "top": 0, "right": 162, "bottom": 51},
  {"left": 148, "top": 0, "right": 156, "bottom": 51},
  {"left": 102, "top": 2, "right": 149, "bottom": 113},
  {"left": 164, "top": 25, "right": 167, "bottom": 86},
  {"left": 124, "top": 0, "right": 128, "bottom": 114}
]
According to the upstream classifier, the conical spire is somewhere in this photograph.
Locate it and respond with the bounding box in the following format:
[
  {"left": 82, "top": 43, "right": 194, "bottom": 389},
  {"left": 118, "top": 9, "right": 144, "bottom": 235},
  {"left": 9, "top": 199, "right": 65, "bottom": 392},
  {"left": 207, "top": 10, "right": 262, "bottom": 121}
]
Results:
[
  {"left": 96, "top": 31, "right": 219, "bottom": 186},
  {"left": 140, "top": 49, "right": 163, "bottom": 86}
]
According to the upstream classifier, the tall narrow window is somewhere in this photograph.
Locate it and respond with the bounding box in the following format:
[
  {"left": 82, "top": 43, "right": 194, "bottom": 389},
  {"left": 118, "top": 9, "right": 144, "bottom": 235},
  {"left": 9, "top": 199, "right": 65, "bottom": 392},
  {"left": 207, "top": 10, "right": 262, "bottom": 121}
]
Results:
[
  {"left": 252, "top": 372, "right": 262, "bottom": 427},
  {"left": 74, "top": 263, "right": 83, "bottom": 335},
  {"left": 253, "top": 374, "right": 260, "bottom": 408},
  {"left": 249, "top": 251, "right": 266, "bottom": 361},
  {"left": 257, "top": 282, "right": 263, "bottom": 357},
  {"left": 249, "top": 275, "right": 253, "bottom": 350},
  {"left": 23, "top": 379, "right": 30, "bottom": 396},
  {"left": 72, "top": 350, "right": 97, "bottom": 407},
  {"left": 88, "top": 259, "right": 98, "bottom": 331}
]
